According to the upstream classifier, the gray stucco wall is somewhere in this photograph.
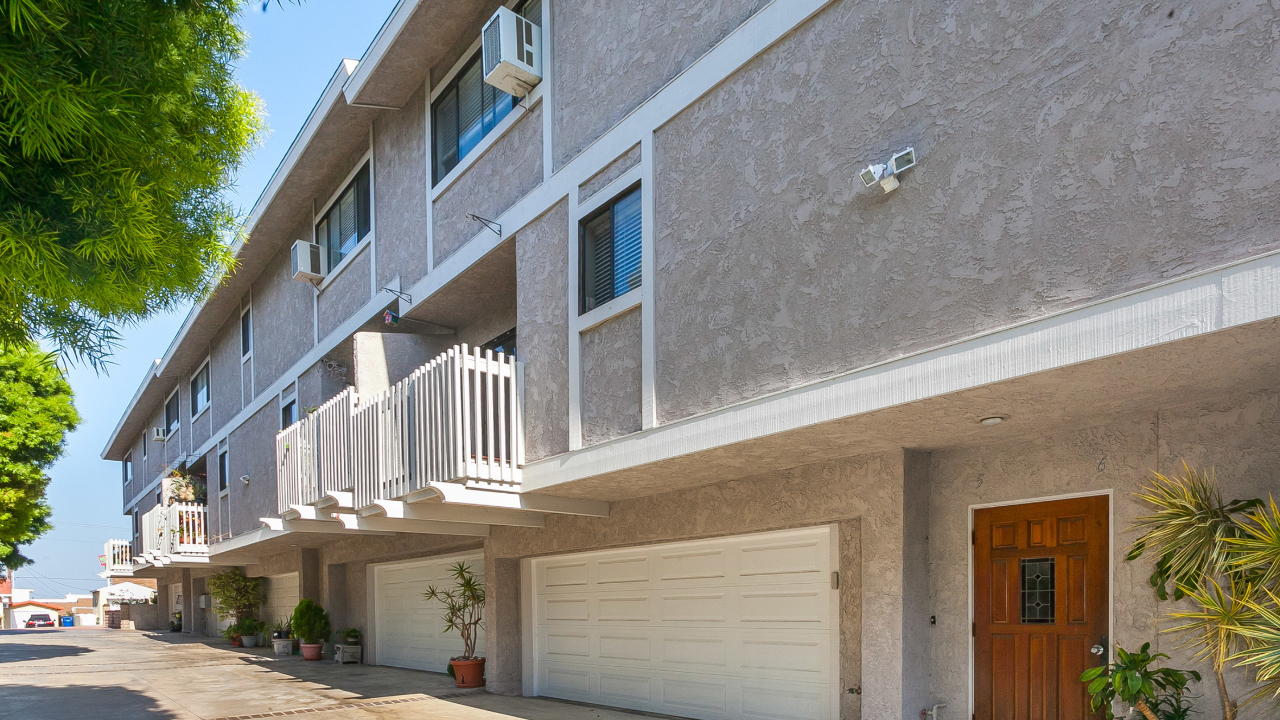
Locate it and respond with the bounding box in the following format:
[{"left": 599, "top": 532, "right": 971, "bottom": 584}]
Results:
[
  {"left": 252, "top": 232, "right": 316, "bottom": 395},
  {"left": 317, "top": 243, "right": 371, "bottom": 340},
  {"left": 653, "top": 0, "right": 1280, "bottom": 423},
  {"left": 927, "top": 387, "right": 1280, "bottom": 718},
  {"left": 579, "top": 307, "right": 642, "bottom": 446},
  {"left": 579, "top": 143, "right": 640, "bottom": 204},
  {"left": 551, "top": 0, "right": 768, "bottom": 170},
  {"left": 516, "top": 201, "right": 570, "bottom": 462},
  {"left": 374, "top": 81, "right": 429, "bottom": 291},
  {"left": 228, "top": 398, "right": 280, "bottom": 537},
  {"left": 432, "top": 102, "right": 543, "bottom": 266},
  {"left": 210, "top": 308, "right": 244, "bottom": 432}
]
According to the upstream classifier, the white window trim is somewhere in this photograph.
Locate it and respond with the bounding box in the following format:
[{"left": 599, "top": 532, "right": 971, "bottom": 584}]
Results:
[
  {"left": 278, "top": 382, "right": 299, "bottom": 431},
  {"left": 217, "top": 442, "right": 230, "bottom": 499},
  {"left": 313, "top": 151, "right": 374, "bottom": 280},
  {"left": 190, "top": 357, "right": 212, "bottom": 421},
  {"left": 240, "top": 305, "right": 253, "bottom": 360},
  {"left": 163, "top": 387, "right": 180, "bottom": 440},
  {"left": 132, "top": 508, "right": 139, "bottom": 539},
  {"left": 122, "top": 452, "right": 134, "bottom": 487},
  {"left": 428, "top": 27, "right": 546, "bottom": 198},
  {"left": 316, "top": 235, "right": 373, "bottom": 293},
  {"left": 140, "top": 430, "right": 147, "bottom": 460}
]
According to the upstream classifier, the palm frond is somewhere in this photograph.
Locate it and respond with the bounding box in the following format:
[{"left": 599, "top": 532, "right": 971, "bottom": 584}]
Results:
[
  {"left": 1228, "top": 496, "right": 1280, "bottom": 591},
  {"left": 1167, "top": 577, "right": 1258, "bottom": 670}
]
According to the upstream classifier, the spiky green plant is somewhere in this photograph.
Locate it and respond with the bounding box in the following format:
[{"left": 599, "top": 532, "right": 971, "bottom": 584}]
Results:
[
  {"left": 1125, "top": 466, "right": 1280, "bottom": 719},
  {"left": 423, "top": 562, "right": 484, "bottom": 660}
]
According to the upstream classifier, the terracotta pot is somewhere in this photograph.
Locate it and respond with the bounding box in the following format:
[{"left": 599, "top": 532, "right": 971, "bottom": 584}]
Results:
[
  {"left": 230, "top": 635, "right": 243, "bottom": 648},
  {"left": 301, "top": 643, "right": 324, "bottom": 661},
  {"left": 450, "top": 657, "right": 485, "bottom": 688}
]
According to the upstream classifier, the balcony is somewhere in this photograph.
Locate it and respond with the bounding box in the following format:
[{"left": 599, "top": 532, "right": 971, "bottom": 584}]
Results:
[
  {"left": 139, "top": 502, "right": 210, "bottom": 565},
  {"left": 100, "top": 538, "right": 135, "bottom": 577},
  {"left": 272, "top": 344, "right": 607, "bottom": 535}
]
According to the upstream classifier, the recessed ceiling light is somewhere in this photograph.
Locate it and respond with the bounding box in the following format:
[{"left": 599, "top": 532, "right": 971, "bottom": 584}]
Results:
[{"left": 979, "top": 416, "right": 1004, "bottom": 427}]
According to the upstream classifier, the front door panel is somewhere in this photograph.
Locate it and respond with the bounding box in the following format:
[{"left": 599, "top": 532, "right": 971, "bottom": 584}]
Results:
[{"left": 974, "top": 495, "right": 1108, "bottom": 720}]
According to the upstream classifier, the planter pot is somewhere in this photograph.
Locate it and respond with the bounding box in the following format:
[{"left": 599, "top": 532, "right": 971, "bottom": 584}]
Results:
[
  {"left": 300, "top": 643, "right": 324, "bottom": 661},
  {"left": 342, "top": 637, "right": 360, "bottom": 646},
  {"left": 242, "top": 634, "right": 258, "bottom": 648},
  {"left": 272, "top": 638, "right": 293, "bottom": 656},
  {"left": 230, "top": 635, "right": 243, "bottom": 648},
  {"left": 449, "top": 658, "right": 485, "bottom": 688}
]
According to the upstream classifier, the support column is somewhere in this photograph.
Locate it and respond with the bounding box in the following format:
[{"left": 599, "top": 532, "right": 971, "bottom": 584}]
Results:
[
  {"left": 181, "top": 568, "right": 195, "bottom": 635},
  {"left": 325, "top": 563, "right": 348, "bottom": 635},
  {"left": 300, "top": 548, "right": 322, "bottom": 602},
  {"left": 902, "top": 450, "right": 933, "bottom": 718},
  {"left": 483, "top": 550, "right": 523, "bottom": 695}
]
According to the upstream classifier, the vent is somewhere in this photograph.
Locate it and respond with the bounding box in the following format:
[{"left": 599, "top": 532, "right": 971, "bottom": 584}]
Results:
[{"left": 480, "top": 7, "right": 542, "bottom": 97}]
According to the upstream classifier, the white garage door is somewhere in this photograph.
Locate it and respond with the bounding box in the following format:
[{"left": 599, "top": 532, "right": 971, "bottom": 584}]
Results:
[
  {"left": 374, "top": 552, "right": 485, "bottom": 672},
  {"left": 530, "top": 526, "right": 838, "bottom": 720},
  {"left": 262, "top": 572, "right": 299, "bottom": 627}
]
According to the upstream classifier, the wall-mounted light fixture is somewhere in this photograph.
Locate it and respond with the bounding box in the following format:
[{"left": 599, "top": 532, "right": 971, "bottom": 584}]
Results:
[{"left": 240, "top": 474, "right": 251, "bottom": 485}]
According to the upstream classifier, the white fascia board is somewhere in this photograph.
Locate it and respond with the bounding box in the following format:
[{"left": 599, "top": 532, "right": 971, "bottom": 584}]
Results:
[
  {"left": 100, "top": 60, "right": 359, "bottom": 461},
  {"left": 341, "top": 0, "right": 415, "bottom": 105},
  {"left": 521, "top": 249, "right": 1280, "bottom": 493}
]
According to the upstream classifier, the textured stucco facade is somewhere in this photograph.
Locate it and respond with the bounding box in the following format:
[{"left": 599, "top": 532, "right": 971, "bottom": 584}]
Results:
[
  {"left": 551, "top": 0, "right": 769, "bottom": 170},
  {"left": 374, "top": 82, "right": 429, "bottom": 291},
  {"left": 516, "top": 201, "right": 570, "bottom": 462},
  {"left": 432, "top": 102, "right": 543, "bottom": 266},
  {"left": 317, "top": 244, "right": 372, "bottom": 340},
  {"left": 653, "top": 0, "right": 1280, "bottom": 423},
  {"left": 578, "top": 143, "right": 640, "bottom": 203},
  {"left": 252, "top": 234, "right": 316, "bottom": 395},
  {"left": 579, "top": 307, "right": 643, "bottom": 446}
]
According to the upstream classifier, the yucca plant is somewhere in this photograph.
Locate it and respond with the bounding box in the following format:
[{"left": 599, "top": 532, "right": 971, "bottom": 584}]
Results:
[
  {"left": 1125, "top": 465, "right": 1279, "bottom": 719},
  {"left": 423, "top": 562, "right": 485, "bottom": 660}
]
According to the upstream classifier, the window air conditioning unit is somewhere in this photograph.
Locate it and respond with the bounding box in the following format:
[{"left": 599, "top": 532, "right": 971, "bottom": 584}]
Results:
[
  {"left": 151, "top": 427, "right": 167, "bottom": 442},
  {"left": 290, "top": 239, "right": 324, "bottom": 283},
  {"left": 482, "top": 7, "right": 542, "bottom": 97}
]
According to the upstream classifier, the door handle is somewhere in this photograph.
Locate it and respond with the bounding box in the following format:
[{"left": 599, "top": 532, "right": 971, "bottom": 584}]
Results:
[{"left": 1090, "top": 634, "right": 1108, "bottom": 657}]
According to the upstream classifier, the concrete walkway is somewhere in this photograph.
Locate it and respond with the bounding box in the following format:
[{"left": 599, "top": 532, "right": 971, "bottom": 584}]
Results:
[{"left": 0, "top": 628, "right": 652, "bottom": 720}]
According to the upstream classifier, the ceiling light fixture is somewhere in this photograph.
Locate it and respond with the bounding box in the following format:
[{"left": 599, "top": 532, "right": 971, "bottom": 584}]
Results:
[{"left": 979, "top": 416, "right": 1004, "bottom": 427}]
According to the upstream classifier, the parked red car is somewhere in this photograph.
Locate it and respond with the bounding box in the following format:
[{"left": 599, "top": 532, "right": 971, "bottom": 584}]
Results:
[{"left": 24, "top": 613, "right": 55, "bottom": 628}]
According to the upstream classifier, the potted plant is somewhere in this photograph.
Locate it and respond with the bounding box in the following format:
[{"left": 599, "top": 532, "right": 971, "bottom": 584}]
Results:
[
  {"left": 292, "top": 599, "right": 331, "bottom": 661},
  {"left": 270, "top": 619, "right": 292, "bottom": 656},
  {"left": 169, "top": 611, "right": 182, "bottom": 632},
  {"left": 339, "top": 627, "right": 361, "bottom": 646},
  {"left": 238, "top": 617, "right": 262, "bottom": 648},
  {"left": 423, "top": 561, "right": 485, "bottom": 688},
  {"left": 1081, "top": 642, "right": 1200, "bottom": 720},
  {"left": 207, "top": 568, "right": 264, "bottom": 650}
]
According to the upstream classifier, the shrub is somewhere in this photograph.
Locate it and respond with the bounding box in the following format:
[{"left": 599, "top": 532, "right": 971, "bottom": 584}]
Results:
[{"left": 291, "top": 599, "right": 330, "bottom": 645}]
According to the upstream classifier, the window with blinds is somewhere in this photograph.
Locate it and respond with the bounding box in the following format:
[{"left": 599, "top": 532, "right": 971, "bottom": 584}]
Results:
[
  {"left": 431, "top": 0, "right": 541, "bottom": 185},
  {"left": 315, "top": 163, "right": 371, "bottom": 272},
  {"left": 580, "top": 185, "right": 642, "bottom": 314}
]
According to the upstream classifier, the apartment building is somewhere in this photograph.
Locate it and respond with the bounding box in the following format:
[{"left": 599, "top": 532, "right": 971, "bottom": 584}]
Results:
[{"left": 100, "top": 1, "right": 1280, "bottom": 718}]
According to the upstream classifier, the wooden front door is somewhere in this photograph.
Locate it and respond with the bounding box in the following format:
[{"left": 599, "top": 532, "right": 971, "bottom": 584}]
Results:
[{"left": 974, "top": 495, "right": 1109, "bottom": 720}]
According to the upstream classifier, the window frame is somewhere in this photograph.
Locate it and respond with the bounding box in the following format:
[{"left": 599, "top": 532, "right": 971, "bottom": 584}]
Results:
[
  {"left": 140, "top": 430, "right": 147, "bottom": 460},
  {"left": 163, "top": 388, "right": 180, "bottom": 438},
  {"left": 122, "top": 452, "right": 133, "bottom": 487},
  {"left": 217, "top": 449, "right": 229, "bottom": 496},
  {"left": 578, "top": 182, "right": 643, "bottom": 315},
  {"left": 189, "top": 358, "right": 211, "bottom": 419},
  {"left": 240, "top": 306, "right": 252, "bottom": 359},
  {"left": 428, "top": 0, "right": 542, "bottom": 190},
  {"left": 313, "top": 158, "right": 373, "bottom": 281}
]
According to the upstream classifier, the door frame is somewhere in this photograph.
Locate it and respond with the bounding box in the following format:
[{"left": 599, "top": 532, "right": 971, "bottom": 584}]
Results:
[
  {"left": 519, "top": 524, "right": 841, "bottom": 718},
  {"left": 366, "top": 549, "right": 484, "bottom": 667},
  {"left": 967, "top": 490, "right": 1114, "bottom": 718}
]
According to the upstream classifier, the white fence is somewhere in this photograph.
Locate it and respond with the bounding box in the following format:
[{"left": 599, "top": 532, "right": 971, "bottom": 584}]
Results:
[
  {"left": 104, "top": 539, "right": 133, "bottom": 573},
  {"left": 277, "top": 345, "right": 524, "bottom": 514},
  {"left": 140, "top": 502, "right": 209, "bottom": 557}
]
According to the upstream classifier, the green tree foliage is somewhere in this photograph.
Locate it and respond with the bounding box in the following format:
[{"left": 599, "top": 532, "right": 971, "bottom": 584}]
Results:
[
  {"left": 0, "top": 343, "right": 79, "bottom": 569},
  {"left": 290, "top": 598, "right": 330, "bottom": 645},
  {"left": 0, "top": 0, "right": 266, "bottom": 367},
  {"left": 206, "top": 567, "right": 263, "bottom": 621},
  {"left": 423, "top": 562, "right": 485, "bottom": 660},
  {"left": 1081, "top": 643, "right": 1200, "bottom": 720}
]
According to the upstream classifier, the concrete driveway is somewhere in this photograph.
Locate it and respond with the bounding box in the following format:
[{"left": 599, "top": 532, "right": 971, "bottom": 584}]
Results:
[{"left": 0, "top": 628, "right": 650, "bottom": 720}]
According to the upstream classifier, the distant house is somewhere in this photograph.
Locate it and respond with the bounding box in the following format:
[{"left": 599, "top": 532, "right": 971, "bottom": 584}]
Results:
[{"left": 9, "top": 601, "right": 70, "bottom": 628}]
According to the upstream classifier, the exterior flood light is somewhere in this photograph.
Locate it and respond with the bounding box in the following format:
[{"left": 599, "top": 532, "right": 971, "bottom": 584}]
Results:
[{"left": 860, "top": 147, "right": 918, "bottom": 194}]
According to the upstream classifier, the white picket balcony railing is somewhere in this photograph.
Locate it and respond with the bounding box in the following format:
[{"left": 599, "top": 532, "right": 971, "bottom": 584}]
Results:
[
  {"left": 140, "top": 502, "right": 209, "bottom": 558},
  {"left": 103, "top": 539, "right": 133, "bottom": 573},
  {"left": 277, "top": 344, "right": 524, "bottom": 514}
]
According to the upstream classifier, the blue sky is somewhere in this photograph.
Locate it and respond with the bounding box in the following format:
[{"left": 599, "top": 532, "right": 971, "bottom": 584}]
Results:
[{"left": 14, "top": 0, "right": 399, "bottom": 599}]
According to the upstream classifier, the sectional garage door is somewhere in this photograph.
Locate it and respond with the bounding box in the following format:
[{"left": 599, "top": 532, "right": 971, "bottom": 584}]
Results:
[
  {"left": 262, "top": 573, "right": 299, "bottom": 627},
  {"left": 373, "top": 552, "right": 485, "bottom": 672},
  {"left": 529, "top": 526, "right": 838, "bottom": 720}
]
